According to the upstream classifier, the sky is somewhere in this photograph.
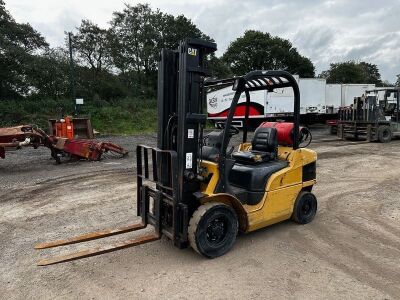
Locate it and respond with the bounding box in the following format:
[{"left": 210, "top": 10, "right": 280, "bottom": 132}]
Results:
[{"left": 5, "top": 0, "right": 400, "bottom": 82}]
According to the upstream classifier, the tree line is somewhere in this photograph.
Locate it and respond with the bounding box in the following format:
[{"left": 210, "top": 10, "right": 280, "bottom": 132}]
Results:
[{"left": 0, "top": 0, "right": 397, "bottom": 105}]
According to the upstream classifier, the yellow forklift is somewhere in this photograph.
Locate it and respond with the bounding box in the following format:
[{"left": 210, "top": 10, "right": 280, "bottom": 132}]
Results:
[{"left": 35, "top": 39, "right": 317, "bottom": 265}]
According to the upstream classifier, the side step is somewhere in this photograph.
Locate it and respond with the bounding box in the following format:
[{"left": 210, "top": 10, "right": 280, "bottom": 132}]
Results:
[
  {"left": 35, "top": 222, "right": 159, "bottom": 266},
  {"left": 37, "top": 233, "right": 159, "bottom": 266}
]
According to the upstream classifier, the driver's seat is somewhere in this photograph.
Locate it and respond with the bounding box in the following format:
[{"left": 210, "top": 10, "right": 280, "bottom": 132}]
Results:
[{"left": 232, "top": 127, "right": 278, "bottom": 164}]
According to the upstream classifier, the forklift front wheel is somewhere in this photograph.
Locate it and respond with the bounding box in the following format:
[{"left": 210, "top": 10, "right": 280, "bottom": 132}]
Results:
[
  {"left": 292, "top": 191, "right": 317, "bottom": 224},
  {"left": 189, "top": 202, "right": 238, "bottom": 259}
]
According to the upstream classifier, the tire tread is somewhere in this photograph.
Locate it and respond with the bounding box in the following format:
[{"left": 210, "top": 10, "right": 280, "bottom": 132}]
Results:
[{"left": 188, "top": 202, "right": 237, "bottom": 257}]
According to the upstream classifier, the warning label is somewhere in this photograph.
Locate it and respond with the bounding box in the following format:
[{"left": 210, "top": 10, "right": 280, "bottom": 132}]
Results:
[
  {"left": 186, "top": 152, "right": 193, "bottom": 169},
  {"left": 188, "top": 129, "right": 194, "bottom": 138}
]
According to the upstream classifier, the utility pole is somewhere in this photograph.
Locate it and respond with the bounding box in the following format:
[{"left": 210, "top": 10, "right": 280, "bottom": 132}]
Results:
[{"left": 68, "top": 32, "right": 77, "bottom": 115}]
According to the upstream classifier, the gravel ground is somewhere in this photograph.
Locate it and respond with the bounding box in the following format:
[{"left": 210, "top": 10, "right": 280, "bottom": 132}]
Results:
[{"left": 1, "top": 127, "right": 400, "bottom": 299}]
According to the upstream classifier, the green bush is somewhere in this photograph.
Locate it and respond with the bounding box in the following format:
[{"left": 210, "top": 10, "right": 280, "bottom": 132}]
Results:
[{"left": 0, "top": 97, "right": 157, "bottom": 135}]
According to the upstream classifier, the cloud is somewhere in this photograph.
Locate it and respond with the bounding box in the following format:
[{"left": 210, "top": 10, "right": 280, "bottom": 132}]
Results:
[{"left": 5, "top": 0, "right": 400, "bottom": 82}]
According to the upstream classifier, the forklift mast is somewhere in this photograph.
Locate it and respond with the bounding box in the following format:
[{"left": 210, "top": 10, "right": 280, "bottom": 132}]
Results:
[
  {"left": 158, "top": 38, "right": 216, "bottom": 185},
  {"left": 140, "top": 39, "right": 217, "bottom": 248}
]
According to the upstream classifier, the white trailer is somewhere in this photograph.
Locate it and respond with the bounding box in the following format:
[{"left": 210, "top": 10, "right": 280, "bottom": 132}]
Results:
[
  {"left": 298, "top": 78, "right": 326, "bottom": 115},
  {"left": 264, "top": 88, "right": 294, "bottom": 116},
  {"left": 207, "top": 87, "right": 266, "bottom": 126},
  {"left": 206, "top": 78, "right": 377, "bottom": 125},
  {"left": 207, "top": 82, "right": 299, "bottom": 123},
  {"left": 207, "top": 75, "right": 304, "bottom": 122},
  {"left": 265, "top": 77, "right": 326, "bottom": 116},
  {"left": 265, "top": 87, "right": 295, "bottom": 117},
  {"left": 264, "top": 75, "right": 298, "bottom": 117},
  {"left": 325, "top": 84, "right": 342, "bottom": 114},
  {"left": 207, "top": 77, "right": 327, "bottom": 124},
  {"left": 341, "top": 84, "right": 375, "bottom": 106}
]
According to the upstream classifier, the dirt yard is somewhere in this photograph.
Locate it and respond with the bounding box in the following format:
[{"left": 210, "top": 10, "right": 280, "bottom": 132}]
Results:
[{"left": 1, "top": 127, "right": 399, "bottom": 299}]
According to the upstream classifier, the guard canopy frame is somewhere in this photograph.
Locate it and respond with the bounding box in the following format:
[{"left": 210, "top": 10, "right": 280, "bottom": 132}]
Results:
[{"left": 204, "top": 70, "right": 301, "bottom": 151}]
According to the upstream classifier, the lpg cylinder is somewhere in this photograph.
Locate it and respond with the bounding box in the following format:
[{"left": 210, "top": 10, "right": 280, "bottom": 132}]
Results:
[{"left": 259, "top": 122, "right": 302, "bottom": 146}]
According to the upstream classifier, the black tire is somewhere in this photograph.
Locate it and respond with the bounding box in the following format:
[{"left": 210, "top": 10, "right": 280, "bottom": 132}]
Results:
[
  {"left": 189, "top": 202, "right": 238, "bottom": 258},
  {"left": 51, "top": 149, "right": 61, "bottom": 164},
  {"left": 329, "top": 126, "right": 337, "bottom": 135},
  {"left": 292, "top": 191, "right": 317, "bottom": 224},
  {"left": 378, "top": 125, "right": 392, "bottom": 143}
]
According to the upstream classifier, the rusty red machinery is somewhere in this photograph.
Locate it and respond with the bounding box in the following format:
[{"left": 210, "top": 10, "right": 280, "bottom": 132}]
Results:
[
  {"left": 52, "top": 138, "right": 128, "bottom": 162},
  {"left": 49, "top": 116, "right": 94, "bottom": 139},
  {"left": 0, "top": 124, "right": 128, "bottom": 162},
  {"left": 0, "top": 125, "right": 51, "bottom": 159}
]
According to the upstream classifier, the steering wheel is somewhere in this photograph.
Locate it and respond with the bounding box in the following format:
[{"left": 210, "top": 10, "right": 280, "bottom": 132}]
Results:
[
  {"left": 216, "top": 122, "right": 240, "bottom": 136},
  {"left": 299, "top": 127, "right": 312, "bottom": 148}
]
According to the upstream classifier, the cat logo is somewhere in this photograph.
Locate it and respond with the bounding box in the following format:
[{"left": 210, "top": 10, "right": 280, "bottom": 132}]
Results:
[{"left": 188, "top": 48, "right": 197, "bottom": 56}]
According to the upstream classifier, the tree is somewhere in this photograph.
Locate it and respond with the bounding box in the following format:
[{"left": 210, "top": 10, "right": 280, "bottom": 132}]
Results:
[
  {"left": 222, "top": 30, "right": 315, "bottom": 77},
  {"left": 319, "top": 61, "right": 383, "bottom": 84},
  {"left": 27, "top": 48, "right": 70, "bottom": 99},
  {"left": 155, "top": 14, "right": 211, "bottom": 51},
  {"left": 71, "top": 20, "right": 111, "bottom": 77},
  {"left": 108, "top": 3, "right": 162, "bottom": 93},
  {"left": 396, "top": 75, "right": 400, "bottom": 87},
  {"left": 319, "top": 61, "right": 364, "bottom": 83},
  {"left": 208, "top": 55, "right": 233, "bottom": 78},
  {"left": 108, "top": 3, "right": 212, "bottom": 96},
  {"left": 359, "top": 62, "right": 382, "bottom": 85},
  {"left": 0, "top": 0, "right": 48, "bottom": 99},
  {"left": 70, "top": 20, "right": 115, "bottom": 99}
]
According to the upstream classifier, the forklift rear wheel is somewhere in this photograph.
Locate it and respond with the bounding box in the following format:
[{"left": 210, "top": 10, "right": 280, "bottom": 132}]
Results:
[
  {"left": 378, "top": 126, "right": 392, "bottom": 143},
  {"left": 189, "top": 202, "right": 238, "bottom": 258},
  {"left": 292, "top": 191, "right": 317, "bottom": 224}
]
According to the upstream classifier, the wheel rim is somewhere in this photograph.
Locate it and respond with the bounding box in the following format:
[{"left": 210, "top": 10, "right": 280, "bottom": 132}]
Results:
[
  {"left": 301, "top": 197, "right": 314, "bottom": 217},
  {"left": 206, "top": 216, "right": 228, "bottom": 246},
  {"left": 383, "top": 129, "right": 390, "bottom": 139}
]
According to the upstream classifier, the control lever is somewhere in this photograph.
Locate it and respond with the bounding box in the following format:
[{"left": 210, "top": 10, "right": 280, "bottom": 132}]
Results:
[{"left": 227, "top": 146, "right": 234, "bottom": 156}]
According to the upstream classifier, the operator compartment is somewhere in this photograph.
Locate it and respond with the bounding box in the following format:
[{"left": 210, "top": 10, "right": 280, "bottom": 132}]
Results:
[{"left": 228, "top": 127, "right": 288, "bottom": 205}]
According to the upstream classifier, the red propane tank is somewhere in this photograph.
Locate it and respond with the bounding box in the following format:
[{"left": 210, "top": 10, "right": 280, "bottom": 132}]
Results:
[{"left": 259, "top": 122, "right": 302, "bottom": 146}]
